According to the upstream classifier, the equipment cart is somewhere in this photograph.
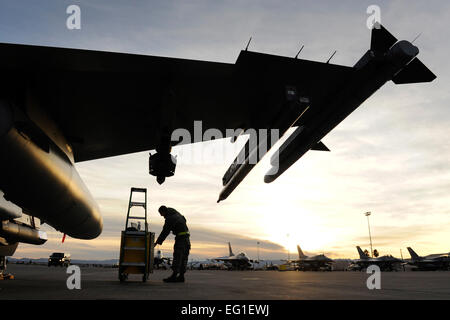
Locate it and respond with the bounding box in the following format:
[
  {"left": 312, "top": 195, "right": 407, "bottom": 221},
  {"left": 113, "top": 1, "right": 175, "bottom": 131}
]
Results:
[{"left": 118, "top": 188, "right": 154, "bottom": 282}]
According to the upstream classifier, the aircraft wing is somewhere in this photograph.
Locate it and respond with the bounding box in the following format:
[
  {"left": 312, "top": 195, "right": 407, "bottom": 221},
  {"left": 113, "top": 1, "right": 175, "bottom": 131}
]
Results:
[
  {"left": 213, "top": 257, "right": 237, "bottom": 262},
  {"left": 0, "top": 42, "right": 354, "bottom": 162}
]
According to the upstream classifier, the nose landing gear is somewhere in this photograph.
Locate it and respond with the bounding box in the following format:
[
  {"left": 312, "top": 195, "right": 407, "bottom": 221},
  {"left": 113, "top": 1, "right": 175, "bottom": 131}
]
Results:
[{"left": 0, "top": 256, "right": 14, "bottom": 280}]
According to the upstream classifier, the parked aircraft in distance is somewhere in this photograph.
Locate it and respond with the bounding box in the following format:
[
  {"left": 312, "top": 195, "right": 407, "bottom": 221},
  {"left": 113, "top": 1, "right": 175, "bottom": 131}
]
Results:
[
  {"left": 213, "top": 242, "right": 253, "bottom": 270},
  {"left": 293, "top": 245, "right": 334, "bottom": 271},
  {"left": 406, "top": 247, "right": 450, "bottom": 271},
  {"left": 347, "top": 246, "right": 403, "bottom": 271}
]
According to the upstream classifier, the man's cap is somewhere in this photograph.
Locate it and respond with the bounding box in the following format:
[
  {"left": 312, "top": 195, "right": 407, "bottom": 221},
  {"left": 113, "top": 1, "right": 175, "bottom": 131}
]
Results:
[{"left": 158, "top": 206, "right": 168, "bottom": 214}]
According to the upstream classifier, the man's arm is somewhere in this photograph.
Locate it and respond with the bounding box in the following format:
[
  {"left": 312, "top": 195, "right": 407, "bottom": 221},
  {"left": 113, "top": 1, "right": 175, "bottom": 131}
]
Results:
[{"left": 155, "top": 216, "right": 175, "bottom": 245}]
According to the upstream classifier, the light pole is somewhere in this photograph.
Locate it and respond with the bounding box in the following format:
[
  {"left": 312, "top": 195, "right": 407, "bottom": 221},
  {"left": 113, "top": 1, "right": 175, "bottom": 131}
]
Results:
[
  {"left": 364, "top": 212, "right": 374, "bottom": 258},
  {"left": 287, "top": 234, "right": 290, "bottom": 260}
]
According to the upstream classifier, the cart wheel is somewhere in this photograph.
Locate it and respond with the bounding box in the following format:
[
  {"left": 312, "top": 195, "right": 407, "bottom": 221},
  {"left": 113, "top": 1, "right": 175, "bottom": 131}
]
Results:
[
  {"left": 119, "top": 273, "right": 126, "bottom": 282},
  {"left": 142, "top": 274, "right": 147, "bottom": 282}
]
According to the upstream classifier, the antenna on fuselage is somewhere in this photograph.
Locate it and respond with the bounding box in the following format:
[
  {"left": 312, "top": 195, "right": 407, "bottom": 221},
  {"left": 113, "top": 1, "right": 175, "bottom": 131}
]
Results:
[
  {"left": 411, "top": 32, "right": 422, "bottom": 44},
  {"left": 326, "top": 50, "right": 337, "bottom": 64},
  {"left": 295, "top": 44, "right": 305, "bottom": 59},
  {"left": 245, "top": 37, "right": 253, "bottom": 51}
]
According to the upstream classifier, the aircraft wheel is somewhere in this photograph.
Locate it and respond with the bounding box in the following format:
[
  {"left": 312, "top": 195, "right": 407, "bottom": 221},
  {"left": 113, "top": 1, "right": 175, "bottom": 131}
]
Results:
[{"left": 119, "top": 273, "right": 127, "bottom": 282}]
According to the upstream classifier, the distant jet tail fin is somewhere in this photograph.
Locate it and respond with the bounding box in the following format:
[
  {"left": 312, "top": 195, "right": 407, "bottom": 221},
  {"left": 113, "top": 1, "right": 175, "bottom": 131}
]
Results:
[
  {"left": 228, "top": 242, "right": 234, "bottom": 256},
  {"left": 297, "top": 245, "right": 306, "bottom": 259},
  {"left": 392, "top": 58, "right": 436, "bottom": 84},
  {"left": 407, "top": 247, "right": 420, "bottom": 260},
  {"left": 357, "top": 246, "right": 368, "bottom": 259}
]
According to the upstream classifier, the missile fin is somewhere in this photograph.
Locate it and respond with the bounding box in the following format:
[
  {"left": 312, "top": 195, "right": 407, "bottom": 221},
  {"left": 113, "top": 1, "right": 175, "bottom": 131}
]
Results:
[
  {"left": 371, "top": 23, "right": 397, "bottom": 53},
  {"left": 392, "top": 58, "right": 436, "bottom": 84},
  {"left": 311, "top": 141, "right": 330, "bottom": 152}
]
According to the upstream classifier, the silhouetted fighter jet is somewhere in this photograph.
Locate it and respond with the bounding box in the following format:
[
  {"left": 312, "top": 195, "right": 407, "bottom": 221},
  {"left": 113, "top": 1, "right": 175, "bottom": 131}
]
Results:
[
  {"left": 407, "top": 247, "right": 450, "bottom": 271},
  {"left": 348, "top": 246, "right": 403, "bottom": 271},
  {"left": 294, "top": 245, "right": 334, "bottom": 271},
  {"left": 213, "top": 242, "right": 252, "bottom": 270},
  {"left": 0, "top": 24, "right": 436, "bottom": 263}
]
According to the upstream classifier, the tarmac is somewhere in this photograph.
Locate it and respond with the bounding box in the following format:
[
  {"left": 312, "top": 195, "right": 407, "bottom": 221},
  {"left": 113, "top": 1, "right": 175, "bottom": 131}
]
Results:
[{"left": 1, "top": 264, "right": 450, "bottom": 299}]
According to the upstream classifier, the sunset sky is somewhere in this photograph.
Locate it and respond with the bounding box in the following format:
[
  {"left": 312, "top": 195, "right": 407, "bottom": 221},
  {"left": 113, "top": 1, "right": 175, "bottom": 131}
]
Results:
[{"left": 2, "top": 0, "right": 449, "bottom": 261}]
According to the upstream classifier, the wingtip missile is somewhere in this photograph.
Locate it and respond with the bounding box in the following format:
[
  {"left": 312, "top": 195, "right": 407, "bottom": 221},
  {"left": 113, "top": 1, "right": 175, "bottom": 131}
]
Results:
[{"left": 218, "top": 88, "right": 310, "bottom": 201}]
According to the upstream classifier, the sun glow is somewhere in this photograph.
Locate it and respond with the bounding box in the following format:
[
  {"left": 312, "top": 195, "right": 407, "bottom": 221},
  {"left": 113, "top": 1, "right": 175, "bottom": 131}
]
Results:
[{"left": 243, "top": 183, "right": 338, "bottom": 255}]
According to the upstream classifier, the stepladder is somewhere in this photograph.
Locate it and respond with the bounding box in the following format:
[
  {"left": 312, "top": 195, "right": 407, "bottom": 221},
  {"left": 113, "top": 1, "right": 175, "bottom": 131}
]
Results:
[{"left": 118, "top": 188, "right": 154, "bottom": 282}]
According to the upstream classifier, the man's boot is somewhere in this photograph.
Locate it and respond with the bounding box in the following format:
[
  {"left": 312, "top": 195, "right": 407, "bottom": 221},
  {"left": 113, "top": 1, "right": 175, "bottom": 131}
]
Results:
[
  {"left": 163, "top": 272, "right": 178, "bottom": 283},
  {"left": 175, "top": 273, "right": 185, "bottom": 282}
]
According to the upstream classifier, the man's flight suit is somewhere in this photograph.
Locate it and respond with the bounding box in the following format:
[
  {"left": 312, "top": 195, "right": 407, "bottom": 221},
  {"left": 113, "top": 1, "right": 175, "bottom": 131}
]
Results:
[{"left": 155, "top": 207, "right": 190, "bottom": 276}]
